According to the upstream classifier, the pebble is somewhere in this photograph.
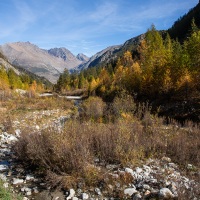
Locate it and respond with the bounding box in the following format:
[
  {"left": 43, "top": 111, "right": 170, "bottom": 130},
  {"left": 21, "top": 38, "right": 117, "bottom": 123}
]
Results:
[
  {"left": 0, "top": 174, "right": 7, "bottom": 181},
  {"left": 0, "top": 164, "right": 9, "bottom": 172},
  {"left": 159, "top": 188, "right": 174, "bottom": 199},
  {"left": 95, "top": 188, "right": 101, "bottom": 195},
  {"left": 133, "top": 193, "right": 142, "bottom": 200},
  {"left": 3, "top": 182, "right": 9, "bottom": 188},
  {"left": 25, "top": 174, "right": 35, "bottom": 181},
  {"left": 13, "top": 178, "right": 24, "bottom": 185},
  {"left": 125, "top": 168, "right": 134, "bottom": 176},
  {"left": 82, "top": 193, "right": 89, "bottom": 199},
  {"left": 15, "top": 129, "right": 21, "bottom": 137},
  {"left": 33, "top": 187, "right": 39, "bottom": 193},
  {"left": 66, "top": 189, "right": 75, "bottom": 200},
  {"left": 136, "top": 167, "right": 143, "bottom": 173},
  {"left": 124, "top": 188, "right": 137, "bottom": 196}
]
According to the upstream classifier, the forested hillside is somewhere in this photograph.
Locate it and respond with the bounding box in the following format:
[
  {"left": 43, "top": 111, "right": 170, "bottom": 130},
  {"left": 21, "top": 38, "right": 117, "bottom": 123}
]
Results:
[
  {"left": 0, "top": 52, "right": 52, "bottom": 94},
  {"left": 55, "top": 23, "right": 200, "bottom": 121},
  {"left": 168, "top": 2, "right": 200, "bottom": 41}
]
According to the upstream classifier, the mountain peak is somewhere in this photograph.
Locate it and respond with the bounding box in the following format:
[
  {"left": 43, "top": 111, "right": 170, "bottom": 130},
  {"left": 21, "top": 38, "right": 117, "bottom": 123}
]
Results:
[
  {"left": 76, "top": 53, "right": 89, "bottom": 62},
  {"left": 0, "top": 43, "right": 85, "bottom": 83},
  {"left": 48, "top": 47, "right": 79, "bottom": 62}
]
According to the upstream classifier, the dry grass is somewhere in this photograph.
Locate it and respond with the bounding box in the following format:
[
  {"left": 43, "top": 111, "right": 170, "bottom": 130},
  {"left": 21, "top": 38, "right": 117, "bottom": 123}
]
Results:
[
  {"left": 10, "top": 95, "right": 200, "bottom": 190},
  {"left": 80, "top": 96, "right": 106, "bottom": 121}
]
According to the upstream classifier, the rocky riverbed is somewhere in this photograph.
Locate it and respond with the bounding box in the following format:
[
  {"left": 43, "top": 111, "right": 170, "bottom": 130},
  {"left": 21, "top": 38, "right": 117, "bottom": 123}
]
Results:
[{"left": 0, "top": 109, "right": 199, "bottom": 200}]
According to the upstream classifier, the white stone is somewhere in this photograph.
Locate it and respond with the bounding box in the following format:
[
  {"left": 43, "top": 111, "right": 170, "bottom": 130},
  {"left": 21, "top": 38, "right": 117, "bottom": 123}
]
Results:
[
  {"left": 136, "top": 167, "right": 143, "bottom": 174},
  {"left": 144, "top": 190, "right": 151, "bottom": 196},
  {"left": 25, "top": 187, "right": 32, "bottom": 192},
  {"left": 35, "top": 125, "right": 40, "bottom": 130},
  {"left": 82, "top": 193, "right": 89, "bottom": 199},
  {"left": 159, "top": 188, "right": 174, "bottom": 198},
  {"left": 143, "top": 184, "right": 150, "bottom": 190},
  {"left": 149, "top": 178, "right": 158, "bottom": 183},
  {"left": 26, "top": 191, "right": 32, "bottom": 196},
  {"left": 143, "top": 165, "right": 151, "bottom": 172},
  {"left": 33, "top": 187, "right": 39, "bottom": 193},
  {"left": 66, "top": 189, "right": 75, "bottom": 200},
  {"left": 124, "top": 188, "right": 137, "bottom": 196},
  {"left": 13, "top": 178, "right": 24, "bottom": 185},
  {"left": 23, "top": 197, "right": 29, "bottom": 200},
  {"left": 143, "top": 172, "right": 150, "bottom": 179},
  {"left": 0, "top": 174, "right": 7, "bottom": 181},
  {"left": 8, "top": 135, "right": 18, "bottom": 142},
  {"left": 15, "top": 129, "right": 21, "bottom": 137},
  {"left": 95, "top": 188, "right": 101, "bottom": 195},
  {"left": 25, "top": 174, "right": 34, "bottom": 181},
  {"left": 187, "top": 164, "right": 193, "bottom": 169},
  {"left": 0, "top": 164, "right": 9, "bottom": 172},
  {"left": 162, "top": 157, "right": 171, "bottom": 162},
  {"left": 133, "top": 193, "right": 142, "bottom": 200},
  {"left": 109, "top": 173, "right": 119, "bottom": 179},
  {"left": 72, "top": 197, "right": 79, "bottom": 200},
  {"left": 3, "top": 182, "right": 9, "bottom": 188},
  {"left": 125, "top": 168, "right": 134, "bottom": 176},
  {"left": 168, "top": 163, "right": 177, "bottom": 168}
]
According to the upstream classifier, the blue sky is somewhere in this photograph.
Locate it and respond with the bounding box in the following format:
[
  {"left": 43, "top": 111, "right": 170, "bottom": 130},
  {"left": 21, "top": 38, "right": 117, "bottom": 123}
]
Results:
[{"left": 0, "top": 0, "right": 198, "bottom": 57}]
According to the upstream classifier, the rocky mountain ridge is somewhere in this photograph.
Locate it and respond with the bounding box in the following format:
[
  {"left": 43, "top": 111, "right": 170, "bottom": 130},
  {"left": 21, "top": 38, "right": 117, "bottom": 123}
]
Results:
[
  {"left": 0, "top": 33, "right": 145, "bottom": 84},
  {"left": 76, "top": 34, "right": 145, "bottom": 71},
  {"left": 0, "top": 42, "right": 88, "bottom": 83},
  {"left": 0, "top": 33, "right": 157, "bottom": 84},
  {"left": 76, "top": 53, "right": 89, "bottom": 62},
  {"left": 77, "top": 45, "right": 122, "bottom": 70}
]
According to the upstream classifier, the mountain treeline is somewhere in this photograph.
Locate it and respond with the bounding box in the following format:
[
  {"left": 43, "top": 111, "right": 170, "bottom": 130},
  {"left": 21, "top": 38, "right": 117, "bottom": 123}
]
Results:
[
  {"left": 0, "top": 49, "right": 53, "bottom": 93},
  {"left": 55, "top": 23, "right": 200, "bottom": 102},
  {"left": 0, "top": 65, "right": 47, "bottom": 93},
  {"left": 168, "top": 2, "right": 200, "bottom": 41}
]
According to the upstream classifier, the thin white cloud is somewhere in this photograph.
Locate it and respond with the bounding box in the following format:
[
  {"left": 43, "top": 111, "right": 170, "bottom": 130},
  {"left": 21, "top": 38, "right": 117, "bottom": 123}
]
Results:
[
  {"left": 0, "top": 0, "right": 198, "bottom": 57},
  {"left": 13, "top": 0, "right": 37, "bottom": 31},
  {"left": 89, "top": 2, "right": 118, "bottom": 22}
]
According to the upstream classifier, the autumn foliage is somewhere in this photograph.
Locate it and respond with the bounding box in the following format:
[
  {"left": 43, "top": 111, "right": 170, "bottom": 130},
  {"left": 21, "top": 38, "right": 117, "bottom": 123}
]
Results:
[{"left": 56, "top": 24, "right": 200, "bottom": 104}]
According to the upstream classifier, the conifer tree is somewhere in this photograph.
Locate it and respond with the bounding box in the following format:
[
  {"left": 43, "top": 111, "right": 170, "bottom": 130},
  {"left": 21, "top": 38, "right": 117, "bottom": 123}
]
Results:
[{"left": 0, "top": 66, "right": 9, "bottom": 90}]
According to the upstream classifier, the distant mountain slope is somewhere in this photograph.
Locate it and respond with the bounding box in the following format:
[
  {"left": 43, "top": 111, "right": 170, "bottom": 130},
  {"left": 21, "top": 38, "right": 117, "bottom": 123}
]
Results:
[
  {"left": 0, "top": 42, "right": 85, "bottom": 83},
  {"left": 0, "top": 51, "right": 20, "bottom": 75},
  {"left": 168, "top": 2, "right": 200, "bottom": 41},
  {"left": 77, "top": 45, "right": 122, "bottom": 70},
  {"left": 76, "top": 53, "right": 89, "bottom": 62},
  {"left": 0, "top": 50, "right": 52, "bottom": 87},
  {"left": 77, "top": 34, "right": 144, "bottom": 71},
  {"left": 77, "top": 2, "right": 200, "bottom": 72},
  {"left": 47, "top": 47, "right": 82, "bottom": 66}
]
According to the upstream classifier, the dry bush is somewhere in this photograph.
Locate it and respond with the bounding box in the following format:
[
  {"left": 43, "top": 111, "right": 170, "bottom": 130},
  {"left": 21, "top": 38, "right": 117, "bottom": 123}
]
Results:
[
  {"left": 166, "top": 124, "right": 200, "bottom": 167},
  {"left": 13, "top": 97, "right": 200, "bottom": 189},
  {"left": 82, "top": 164, "right": 103, "bottom": 186},
  {"left": 0, "top": 89, "right": 12, "bottom": 102},
  {"left": 13, "top": 119, "right": 145, "bottom": 187},
  {"left": 3, "top": 95, "right": 72, "bottom": 114},
  {"left": 0, "top": 114, "right": 14, "bottom": 133},
  {"left": 80, "top": 96, "right": 106, "bottom": 121},
  {"left": 14, "top": 124, "right": 92, "bottom": 174},
  {"left": 112, "top": 92, "right": 136, "bottom": 118}
]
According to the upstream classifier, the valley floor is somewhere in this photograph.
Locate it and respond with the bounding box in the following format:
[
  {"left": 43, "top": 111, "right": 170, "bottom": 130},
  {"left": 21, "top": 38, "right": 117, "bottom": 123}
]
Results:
[{"left": 0, "top": 92, "right": 199, "bottom": 200}]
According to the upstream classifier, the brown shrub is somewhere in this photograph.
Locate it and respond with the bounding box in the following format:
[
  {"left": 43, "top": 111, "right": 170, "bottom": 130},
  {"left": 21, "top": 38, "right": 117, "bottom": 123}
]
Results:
[
  {"left": 112, "top": 92, "right": 136, "bottom": 118},
  {"left": 80, "top": 96, "right": 106, "bottom": 121},
  {"left": 13, "top": 98, "right": 200, "bottom": 189}
]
